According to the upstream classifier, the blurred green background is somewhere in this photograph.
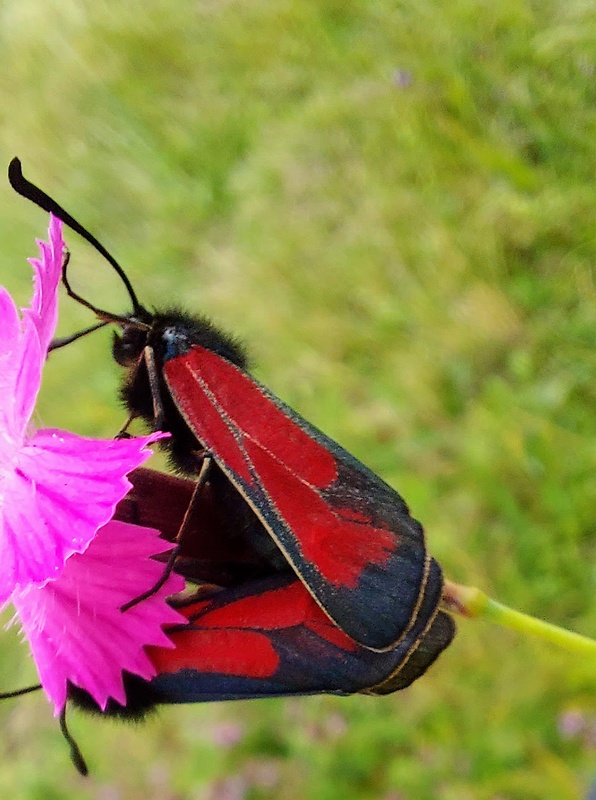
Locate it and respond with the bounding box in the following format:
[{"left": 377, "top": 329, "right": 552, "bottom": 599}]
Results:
[{"left": 0, "top": 1, "right": 595, "bottom": 798}]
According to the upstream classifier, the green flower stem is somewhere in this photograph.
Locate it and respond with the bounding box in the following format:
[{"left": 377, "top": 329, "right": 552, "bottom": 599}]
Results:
[{"left": 443, "top": 580, "right": 596, "bottom": 657}]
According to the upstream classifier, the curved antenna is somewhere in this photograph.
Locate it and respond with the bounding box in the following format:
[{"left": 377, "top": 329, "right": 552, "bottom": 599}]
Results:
[
  {"left": 60, "top": 706, "right": 88, "bottom": 776},
  {"left": 0, "top": 683, "right": 42, "bottom": 699},
  {"left": 8, "top": 157, "right": 143, "bottom": 315},
  {"left": 49, "top": 321, "right": 110, "bottom": 351},
  {"left": 57, "top": 250, "right": 149, "bottom": 330}
]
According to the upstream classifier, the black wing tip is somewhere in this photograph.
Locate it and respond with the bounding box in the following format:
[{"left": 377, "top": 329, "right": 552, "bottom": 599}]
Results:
[
  {"left": 329, "top": 555, "right": 445, "bottom": 652},
  {"left": 369, "top": 610, "right": 456, "bottom": 694}
]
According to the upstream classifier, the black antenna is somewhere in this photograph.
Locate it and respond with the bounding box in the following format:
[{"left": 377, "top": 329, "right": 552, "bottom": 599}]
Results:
[
  {"left": 0, "top": 683, "right": 42, "bottom": 699},
  {"left": 0, "top": 684, "right": 88, "bottom": 775},
  {"left": 59, "top": 706, "right": 89, "bottom": 776},
  {"left": 8, "top": 157, "right": 143, "bottom": 316},
  {"left": 49, "top": 321, "right": 110, "bottom": 351}
]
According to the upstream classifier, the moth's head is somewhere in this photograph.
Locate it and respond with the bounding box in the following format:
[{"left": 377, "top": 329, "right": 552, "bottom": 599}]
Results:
[{"left": 112, "top": 307, "right": 154, "bottom": 367}]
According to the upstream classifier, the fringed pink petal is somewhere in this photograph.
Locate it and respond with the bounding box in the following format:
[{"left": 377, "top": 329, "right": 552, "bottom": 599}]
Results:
[
  {"left": 23, "top": 214, "right": 64, "bottom": 358},
  {"left": 0, "top": 287, "right": 26, "bottom": 439},
  {"left": 14, "top": 215, "right": 64, "bottom": 433},
  {"left": 12, "top": 317, "right": 43, "bottom": 439},
  {"left": 0, "top": 430, "right": 166, "bottom": 604},
  {"left": 12, "top": 520, "right": 185, "bottom": 715},
  {"left": 1, "top": 215, "right": 63, "bottom": 436}
]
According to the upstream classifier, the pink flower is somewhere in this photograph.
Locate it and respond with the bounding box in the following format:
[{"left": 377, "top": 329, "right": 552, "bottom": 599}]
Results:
[
  {"left": 0, "top": 215, "right": 161, "bottom": 602},
  {"left": 0, "top": 214, "right": 184, "bottom": 713},
  {"left": 12, "top": 520, "right": 184, "bottom": 714}
]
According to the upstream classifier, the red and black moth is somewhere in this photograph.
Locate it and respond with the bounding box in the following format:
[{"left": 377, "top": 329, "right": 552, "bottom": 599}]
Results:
[
  {"left": 0, "top": 467, "right": 453, "bottom": 775},
  {"left": 67, "top": 468, "right": 454, "bottom": 720},
  {"left": 8, "top": 158, "right": 455, "bottom": 663}
]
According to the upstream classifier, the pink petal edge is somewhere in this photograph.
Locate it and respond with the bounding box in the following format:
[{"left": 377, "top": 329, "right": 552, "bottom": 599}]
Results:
[
  {"left": 23, "top": 214, "right": 64, "bottom": 358},
  {"left": 1, "top": 215, "right": 63, "bottom": 436},
  {"left": 0, "top": 430, "right": 167, "bottom": 605},
  {"left": 14, "top": 216, "right": 64, "bottom": 433},
  {"left": 12, "top": 519, "right": 185, "bottom": 714},
  {"left": 0, "top": 287, "right": 24, "bottom": 434}
]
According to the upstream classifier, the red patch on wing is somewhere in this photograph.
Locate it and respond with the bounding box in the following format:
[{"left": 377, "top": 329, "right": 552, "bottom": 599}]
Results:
[
  {"left": 149, "top": 579, "right": 360, "bottom": 679},
  {"left": 165, "top": 348, "right": 396, "bottom": 588},
  {"left": 148, "top": 629, "right": 279, "bottom": 678},
  {"left": 164, "top": 347, "right": 338, "bottom": 487},
  {"left": 191, "top": 581, "right": 314, "bottom": 629},
  {"left": 164, "top": 359, "right": 253, "bottom": 482},
  {"left": 306, "top": 618, "right": 359, "bottom": 651},
  {"left": 245, "top": 440, "right": 395, "bottom": 587}
]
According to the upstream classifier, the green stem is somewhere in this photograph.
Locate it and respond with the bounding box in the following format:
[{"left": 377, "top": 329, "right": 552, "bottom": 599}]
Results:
[{"left": 443, "top": 581, "right": 596, "bottom": 657}]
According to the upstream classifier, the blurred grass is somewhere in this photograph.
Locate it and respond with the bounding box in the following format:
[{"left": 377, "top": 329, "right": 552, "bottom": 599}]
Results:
[{"left": 0, "top": 0, "right": 594, "bottom": 797}]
